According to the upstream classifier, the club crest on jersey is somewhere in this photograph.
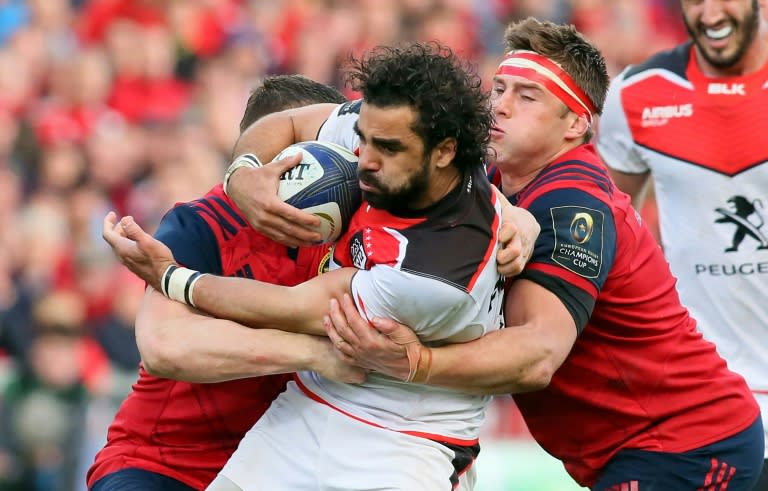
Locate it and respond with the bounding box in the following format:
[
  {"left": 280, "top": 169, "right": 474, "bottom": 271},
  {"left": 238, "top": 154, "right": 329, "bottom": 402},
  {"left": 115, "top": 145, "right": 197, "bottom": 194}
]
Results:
[
  {"left": 317, "top": 248, "right": 333, "bottom": 275},
  {"left": 350, "top": 235, "right": 368, "bottom": 269},
  {"left": 714, "top": 195, "right": 768, "bottom": 252},
  {"left": 551, "top": 206, "right": 604, "bottom": 278}
]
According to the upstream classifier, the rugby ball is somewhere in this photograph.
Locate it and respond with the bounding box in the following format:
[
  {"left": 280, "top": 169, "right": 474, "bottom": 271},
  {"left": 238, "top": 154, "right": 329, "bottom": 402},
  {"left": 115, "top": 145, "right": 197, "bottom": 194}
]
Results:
[{"left": 273, "top": 141, "right": 361, "bottom": 243}]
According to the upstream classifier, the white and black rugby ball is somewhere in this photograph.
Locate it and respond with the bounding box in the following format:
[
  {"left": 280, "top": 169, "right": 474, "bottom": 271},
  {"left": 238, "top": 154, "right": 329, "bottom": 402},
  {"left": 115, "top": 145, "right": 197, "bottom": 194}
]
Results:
[{"left": 273, "top": 140, "right": 361, "bottom": 243}]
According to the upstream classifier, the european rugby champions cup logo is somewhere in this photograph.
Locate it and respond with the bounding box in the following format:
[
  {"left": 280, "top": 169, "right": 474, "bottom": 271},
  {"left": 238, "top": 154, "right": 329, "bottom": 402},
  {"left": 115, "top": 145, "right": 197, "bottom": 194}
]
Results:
[
  {"left": 570, "top": 212, "right": 593, "bottom": 244},
  {"left": 550, "top": 206, "right": 604, "bottom": 278},
  {"left": 714, "top": 196, "right": 768, "bottom": 252}
]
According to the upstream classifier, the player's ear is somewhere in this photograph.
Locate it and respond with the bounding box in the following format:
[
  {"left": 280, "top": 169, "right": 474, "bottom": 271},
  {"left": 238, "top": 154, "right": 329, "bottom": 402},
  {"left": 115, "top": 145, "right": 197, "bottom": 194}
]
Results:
[
  {"left": 564, "top": 113, "right": 590, "bottom": 141},
  {"left": 432, "top": 138, "right": 457, "bottom": 169}
]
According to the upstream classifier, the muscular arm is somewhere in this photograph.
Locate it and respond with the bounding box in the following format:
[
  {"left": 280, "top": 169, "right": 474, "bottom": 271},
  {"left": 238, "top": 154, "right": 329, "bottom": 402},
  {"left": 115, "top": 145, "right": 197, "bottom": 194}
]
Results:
[
  {"left": 426, "top": 279, "right": 577, "bottom": 394},
  {"left": 608, "top": 168, "right": 652, "bottom": 210},
  {"left": 327, "top": 278, "right": 577, "bottom": 394},
  {"left": 136, "top": 287, "right": 365, "bottom": 383},
  {"left": 190, "top": 267, "right": 356, "bottom": 336},
  {"left": 105, "top": 211, "right": 357, "bottom": 336},
  {"left": 232, "top": 103, "right": 338, "bottom": 160}
]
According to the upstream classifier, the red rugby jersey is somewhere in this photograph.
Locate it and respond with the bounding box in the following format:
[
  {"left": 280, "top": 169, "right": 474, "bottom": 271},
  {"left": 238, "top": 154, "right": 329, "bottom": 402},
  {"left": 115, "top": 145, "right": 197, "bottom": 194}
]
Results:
[
  {"left": 87, "top": 185, "right": 331, "bottom": 490},
  {"left": 505, "top": 145, "right": 758, "bottom": 487}
]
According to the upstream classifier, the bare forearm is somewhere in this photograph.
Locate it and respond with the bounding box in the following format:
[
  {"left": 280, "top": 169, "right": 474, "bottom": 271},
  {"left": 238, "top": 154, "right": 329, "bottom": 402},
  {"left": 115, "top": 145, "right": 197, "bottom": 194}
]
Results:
[
  {"left": 189, "top": 269, "right": 355, "bottom": 335},
  {"left": 136, "top": 288, "right": 329, "bottom": 382},
  {"left": 140, "top": 317, "right": 326, "bottom": 383},
  {"left": 233, "top": 104, "right": 337, "bottom": 161},
  {"left": 191, "top": 275, "right": 316, "bottom": 334},
  {"left": 233, "top": 112, "right": 298, "bottom": 162},
  {"left": 424, "top": 327, "right": 559, "bottom": 395},
  {"left": 137, "top": 288, "right": 365, "bottom": 384}
]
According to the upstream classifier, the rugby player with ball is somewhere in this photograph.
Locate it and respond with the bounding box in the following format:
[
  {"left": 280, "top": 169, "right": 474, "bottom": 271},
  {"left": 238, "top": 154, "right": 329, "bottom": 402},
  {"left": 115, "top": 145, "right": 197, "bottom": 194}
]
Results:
[{"left": 102, "top": 43, "right": 541, "bottom": 491}]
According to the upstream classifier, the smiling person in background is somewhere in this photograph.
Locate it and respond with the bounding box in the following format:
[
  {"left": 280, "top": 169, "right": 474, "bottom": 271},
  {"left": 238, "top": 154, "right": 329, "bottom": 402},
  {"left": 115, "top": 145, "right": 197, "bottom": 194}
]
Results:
[{"left": 596, "top": 1, "right": 768, "bottom": 486}]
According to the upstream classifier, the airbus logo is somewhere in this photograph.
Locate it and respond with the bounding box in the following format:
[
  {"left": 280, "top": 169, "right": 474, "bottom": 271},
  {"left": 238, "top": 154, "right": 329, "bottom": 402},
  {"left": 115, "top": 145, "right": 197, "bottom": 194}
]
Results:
[
  {"left": 641, "top": 104, "right": 693, "bottom": 127},
  {"left": 707, "top": 83, "right": 745, "bottom": 96}
]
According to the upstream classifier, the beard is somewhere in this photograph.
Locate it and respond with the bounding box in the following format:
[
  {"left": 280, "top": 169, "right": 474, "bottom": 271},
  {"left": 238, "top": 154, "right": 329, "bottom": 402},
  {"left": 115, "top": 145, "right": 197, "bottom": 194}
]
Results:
[
  {"left": 358, "top": 158, "right": 432, "bottom": 214},
  {"left": 683, "top": 0, "right": 759, "bottom": 69}
]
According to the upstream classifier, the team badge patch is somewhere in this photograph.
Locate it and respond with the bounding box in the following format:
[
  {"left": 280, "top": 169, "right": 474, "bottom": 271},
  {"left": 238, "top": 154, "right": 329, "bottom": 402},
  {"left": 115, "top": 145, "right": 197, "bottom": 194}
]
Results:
[
  {"left": 350, "top": 235, "right": 367, "bottom": 269},
  {"left": 317, "top": 248, "right": 333, "bottom": 275},
  {"left": 550, "top": 206, "right": 604, "bottom": 278}
]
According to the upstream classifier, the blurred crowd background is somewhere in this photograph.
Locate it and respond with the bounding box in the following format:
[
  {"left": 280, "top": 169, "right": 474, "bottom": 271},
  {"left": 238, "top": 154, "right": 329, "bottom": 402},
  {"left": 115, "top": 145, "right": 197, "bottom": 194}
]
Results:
[{"left": 0, "top": 1, "right": 686, "bottom": 490}]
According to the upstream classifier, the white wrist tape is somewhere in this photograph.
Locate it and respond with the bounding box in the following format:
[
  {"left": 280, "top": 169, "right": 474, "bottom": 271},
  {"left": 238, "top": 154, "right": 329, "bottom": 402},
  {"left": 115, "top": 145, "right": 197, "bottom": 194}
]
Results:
[
  {"left": 223, "top": 153, "right": 263, "bottom": 196},
  {"left": 160, "top": 265, "right": 204, "bottom": 307}
]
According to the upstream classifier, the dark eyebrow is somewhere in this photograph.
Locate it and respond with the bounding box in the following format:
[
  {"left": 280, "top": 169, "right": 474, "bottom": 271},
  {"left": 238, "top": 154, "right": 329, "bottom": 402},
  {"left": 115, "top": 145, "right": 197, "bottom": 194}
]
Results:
[
  {"left": 353, "top": 121, "right": 406, "bottom": 151},
  {"left": 371, "top": 136, "right": 406, "bottom": 151}
]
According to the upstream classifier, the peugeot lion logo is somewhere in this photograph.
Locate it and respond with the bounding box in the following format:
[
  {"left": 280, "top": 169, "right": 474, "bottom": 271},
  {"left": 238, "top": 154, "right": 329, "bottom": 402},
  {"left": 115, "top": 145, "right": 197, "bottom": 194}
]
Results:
[{"left": 714, "top": 196, "right": 768, "bottom": 252}]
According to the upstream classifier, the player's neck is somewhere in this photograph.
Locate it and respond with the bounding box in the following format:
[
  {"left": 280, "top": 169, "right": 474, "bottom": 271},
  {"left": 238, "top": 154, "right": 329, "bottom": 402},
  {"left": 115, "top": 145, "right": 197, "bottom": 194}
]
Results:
[
  {"left": 694, "top": 25, "right": 768, "bottom": 77},
  {"left": 413, "top": 166, "right": 461, "bottom": 209}
]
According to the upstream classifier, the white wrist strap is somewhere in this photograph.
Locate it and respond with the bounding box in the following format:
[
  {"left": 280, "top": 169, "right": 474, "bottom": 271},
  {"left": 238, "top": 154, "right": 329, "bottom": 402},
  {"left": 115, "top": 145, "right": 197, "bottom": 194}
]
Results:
[
  {"left": 223, "top": 153, "right": 263, "bottom": 196},
  {"left": 160, "top": 265, "right": 204, "bottom": 307}
]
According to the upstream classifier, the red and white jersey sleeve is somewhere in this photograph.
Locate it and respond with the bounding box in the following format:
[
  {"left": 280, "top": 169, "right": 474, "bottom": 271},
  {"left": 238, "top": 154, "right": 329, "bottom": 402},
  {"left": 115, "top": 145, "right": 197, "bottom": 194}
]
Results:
[
  {"left": 316, "top": 99, "right": 361, "bottom": 151},
  {"left": 596, "top": 69, "right": 652, "bottom": 174}
]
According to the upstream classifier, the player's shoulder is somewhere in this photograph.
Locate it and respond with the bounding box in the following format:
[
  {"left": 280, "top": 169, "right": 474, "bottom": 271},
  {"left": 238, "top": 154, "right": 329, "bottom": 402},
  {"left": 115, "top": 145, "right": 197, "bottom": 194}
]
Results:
[
  {"left": 181, "top": 186, "right": 249, "bottom": 238},
  {"left": 317, "top": 99, "right": 361, "bottom": 150},
  {"left": 519, "top": 145, "right": 614, "bottom": 207},
  {"left": 154, "top": 185, "right": 246, "bottom": 273},
  {"left": 619, "top": 42, "right": 691, "bottom": 85},
  {"left": 335, "top": 99, "right": 362, "bottom": 116}
]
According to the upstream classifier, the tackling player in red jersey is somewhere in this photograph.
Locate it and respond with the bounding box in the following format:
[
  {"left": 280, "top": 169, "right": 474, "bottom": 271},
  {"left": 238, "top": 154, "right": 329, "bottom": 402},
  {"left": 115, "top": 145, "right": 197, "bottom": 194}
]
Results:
[
  {"left": 596, "top": 2, "right": 768, "bottom": 486},
  {"left": 88, "top": 75, "right": 363, "bottom": 491},
  {"left": 323, "top": 18, "right": 764, "bottom": 490}
]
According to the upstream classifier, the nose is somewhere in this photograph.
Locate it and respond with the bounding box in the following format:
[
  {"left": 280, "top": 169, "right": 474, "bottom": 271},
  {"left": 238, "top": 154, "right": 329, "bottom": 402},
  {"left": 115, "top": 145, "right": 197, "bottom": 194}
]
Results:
[
  {"left": 356, "top": 144, "right": 380, "bottom": 172},
  {"left": 493, "top": 90, "right": 513, "bottom": 118},
  {"left": 700, "top": 0, "right": 727, "bottom": 25}
]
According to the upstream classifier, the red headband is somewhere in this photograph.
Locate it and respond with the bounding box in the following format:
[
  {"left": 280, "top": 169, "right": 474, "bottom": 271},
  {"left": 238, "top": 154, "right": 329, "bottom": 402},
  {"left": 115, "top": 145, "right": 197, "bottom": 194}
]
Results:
[{"left": 496, "top": 50, "right": 596, "bottom": 123}]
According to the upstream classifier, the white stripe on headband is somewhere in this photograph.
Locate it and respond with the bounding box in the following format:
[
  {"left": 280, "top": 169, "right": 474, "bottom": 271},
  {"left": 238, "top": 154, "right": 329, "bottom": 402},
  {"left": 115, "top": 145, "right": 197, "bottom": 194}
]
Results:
[{"left": 498, "top": 50, "right": 594, "bottom": 123}]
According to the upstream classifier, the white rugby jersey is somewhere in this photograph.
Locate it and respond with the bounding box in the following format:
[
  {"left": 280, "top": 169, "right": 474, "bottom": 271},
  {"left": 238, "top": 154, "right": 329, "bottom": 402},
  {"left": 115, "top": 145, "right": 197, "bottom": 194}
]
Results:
[
  {"left": 596, "top": 43, "right": 768, "bottom": 409},
  {"left": 296, "top": 100, "right": 504, "bottom": 444}
]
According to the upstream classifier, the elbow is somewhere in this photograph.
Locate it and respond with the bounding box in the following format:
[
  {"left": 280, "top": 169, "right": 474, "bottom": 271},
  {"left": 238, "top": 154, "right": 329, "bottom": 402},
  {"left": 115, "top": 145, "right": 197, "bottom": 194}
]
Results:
[
  {"left": 137, "top": 330, "right": 183, "bottom": 379},
  {"left": 513, "top": 351, "right": 559, "bottom": 393},
  {"left": 141, "top": 354, "right": 176, "bottom": 379},
  {"left": 516, "top": 362, "right": 555, "bottom": 392}
]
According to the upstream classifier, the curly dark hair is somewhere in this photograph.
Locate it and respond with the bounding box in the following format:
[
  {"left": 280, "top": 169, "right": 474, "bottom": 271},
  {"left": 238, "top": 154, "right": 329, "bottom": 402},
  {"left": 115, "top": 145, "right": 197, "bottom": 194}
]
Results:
[{"left": 345, "top": 42, "right": 492, "bottom": 172}]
